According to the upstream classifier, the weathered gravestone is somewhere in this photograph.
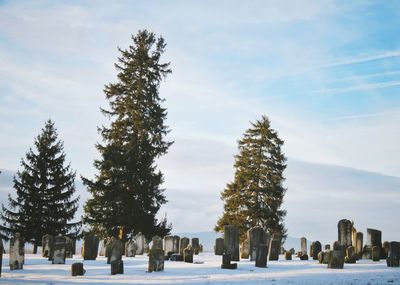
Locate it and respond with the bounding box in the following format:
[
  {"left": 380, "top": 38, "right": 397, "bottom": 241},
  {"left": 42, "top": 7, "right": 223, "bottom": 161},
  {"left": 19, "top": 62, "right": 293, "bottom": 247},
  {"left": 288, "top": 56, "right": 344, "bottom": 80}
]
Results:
[
  {"left": 111, "top": 260, "right": 124, "bottom": 275},
  {"left": 164, "top": 235, "right": 179, "bottom": 256},
  {"left": 338, "top": 219, "right": 352, "bottom": 252},
  {"left": 224, "top": 225, "right": 239, "bottom": 261},
  {"left": 99, "top": 239, "right": 107, "bottom": 256},
  {"left": 333, "top": 241, "right": 340, "bottom": 250},
  {"left": 215, "top": 238, "right": 224, "bottom": 255},
  {"left": 148, "top": 248, "right": 164, "bottom": 272},
  {"left": 344, "top": 246, "right": 356, "bottom": 263},
  {"left": 71, "top": 262, "right": 85, "bottom": 276},
  {"left": 180, "top": 237, "right": 189, "bottom": 254},
  {"left": 9, "top": 232, "right": 24, "bottom": 270},
  {"left": 325, "top": 244, "right": 331, "bottom": 250},
  {"left": 152, "top": 236, "right": 163, "bottom": 250},
  {"left": 310, "top": 241, "right": 322, "bottom": 260},
  {"left": 183, "top": 245, "right": 193, "bottom": 263},
  {"left": 248, "top": 227, "right": 268, "bottom": 261},
  {"left": 318, "top": 250, "right": 332, "bottom": 264},
  {"left": 269, "top": 239, "right": 280, "bottom": 261},
  {"left": 221, "top": 253, "right": 237, "bottom": 269},
  {"left": 52, "top": 235, "right": 66, "bottom": 264},
  {"left": 386, "top": 241, "right": 400, "bottom": 267},
  {"left": 170, "top": 253, "right": 183, "bottom": 261},
  {"left": 382, "top": 241, "right": 389, "bottom": 259},
  {"left": 107, "top": 238, "right": 123, "bottom": 264},
  {"left": 82, "top": 235, "right": 99, "bottom": 260},
  {"left": 65, "top": 237, "right": 75, "bottom": 258},
  {"left": 125, "top": 239, "right": 137, "bottom": 257},
  {"left": 255, "top": 244, "right": 268, "bottom": 268},
  {"left": 285, "top": 251, "right": 292, "bottom": 260},
  {"left": 289, "top": 248, "right": 295, "bottom": 255},
  {"left": 42, "top": 234, "right": 55, "bottom": 258},
  {"left": 355, "top": 232, "right": 363, "bottom": 260},
  {"left": 241, "top": 240, "right": 249, "bottom": 259},
  {"left": 191, "top": 238, "right": 200, "bottom": 255},
  {"left": 328, "top": 250, "right": 344, "bottom": 269},
  {"left": 135, "top": 232, "right": 145, "bottom": 255},
  {"left": 300, "top": 237, "right": 307, "bottom": 255},
  {"left": 372, "top": 246, "right": 380, "bottom": 262},
  {"left": 363, "top": 228, "right": 382, "bottom": 259}
]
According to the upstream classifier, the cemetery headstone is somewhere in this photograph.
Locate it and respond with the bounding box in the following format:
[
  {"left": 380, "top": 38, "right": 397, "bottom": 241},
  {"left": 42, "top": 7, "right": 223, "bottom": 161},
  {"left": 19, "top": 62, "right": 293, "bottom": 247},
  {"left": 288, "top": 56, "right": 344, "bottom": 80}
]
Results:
[
  {"left": 215, "top": 238, "right": 224, "bottom": 255},
  {"left": 255, "top": 244, "right": 268, "bottom": 268},
  {"left": 248, "top": 227, "right": 268, "bottom": 261},
  {"left": 183, "top": 245, "right": 193, "bottom": 263},
  {"left": 65, "top": 237, "right": 75, "bottom": 258},
  {"left": 71, "top": 262, "right": 85, "bottom": 276},
  {"left": 221, "top": 253, "right": 237, "bottom": 269},
  {"left": 382, "top": 241, "right": 389, "bottom": 259},
  {"left": 111, "top": 260, "right": 124, "bottom": 275},
  {"left": 42, "top": 234, "right": 54, "bottom": 258},
  {"left": 285, "top": 251, "right": 292, "bottom": 260},
  {"left": 310, "top": 241, "right": 322, "bottom": 260},
  {"left": 125, "top": 239, "right": 137, "bottom": 257},
  {"left": 224, "top": 225, "right": 239, "bottom": 261},
  {"left": 269, "top": 239, "right": 280, "bottom": 261},
  {"left": 52, "top": 235, "right": 66, "bottom": 264},
  {"left": 338, "top": 219, "right": 352, "bottom": 251},
  {"left": 152, "top": 236, "right": 163, "bottom": 250},
  {"left": 82, "top": 234, "right": 99, "bottom": 260},
  {"left": 135, "top": 232, "right": 145, "bottom": 255},
  {"left": 372, "top": 246, "right": 380, "bottom": 262},
  {"left": 180, "top": 237, "right": 189, "bottom": 254},
  {"left": 240, "top": 240, "right": 249, "bottom": 259},
  {"left": 386, "top": 241, "right": 400, "bottom": 267},
  {"left": 355, "top": 232, "right": 363, "bottom": 260},
  {"left": 328, "top": 250, "right": 344, "bottom": 269},
  {"left": 192, "top": 238, "right": 200, "bottom": 255},
  {"left": 148, "top": 248, "right": 164, "bottom": 272},
  {"left": 344, "top": 246, "right": 356, "bottom": 263},
  {"left": 9, "top": 232, "right": 24, "bottom": 270}
]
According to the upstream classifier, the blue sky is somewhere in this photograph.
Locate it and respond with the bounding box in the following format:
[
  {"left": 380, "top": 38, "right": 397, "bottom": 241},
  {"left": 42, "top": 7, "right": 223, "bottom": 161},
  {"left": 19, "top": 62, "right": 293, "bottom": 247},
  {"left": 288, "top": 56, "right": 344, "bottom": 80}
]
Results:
[{"left": 0, "top": 1, "right": 399, "bottom": 240}]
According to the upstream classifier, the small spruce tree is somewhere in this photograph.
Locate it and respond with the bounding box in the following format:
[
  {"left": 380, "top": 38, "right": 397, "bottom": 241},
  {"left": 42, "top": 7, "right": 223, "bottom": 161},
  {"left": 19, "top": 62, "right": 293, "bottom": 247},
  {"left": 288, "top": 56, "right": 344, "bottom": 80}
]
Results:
[
  {"left": 82, "top": 30, "right": 173, "bottom": 239},
  {"left": 215, "top": 116, "right": 287, "bottom": 241},
  {"left": 0, "top": 120, "right": 80, "bottom": 253}
]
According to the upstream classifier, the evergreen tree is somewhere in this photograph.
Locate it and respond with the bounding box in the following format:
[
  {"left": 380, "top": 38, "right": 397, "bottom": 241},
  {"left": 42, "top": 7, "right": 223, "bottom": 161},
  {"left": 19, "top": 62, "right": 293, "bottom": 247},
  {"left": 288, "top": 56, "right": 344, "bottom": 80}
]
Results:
[
  {"left": 215, "top": 116, "right": 287, "bottom": 240},
  {"left": 83, "top": 30, "right": 173, "bottom": 239},
  {"left": 0, "top": 120, "right": 80, "bottom": 253}
]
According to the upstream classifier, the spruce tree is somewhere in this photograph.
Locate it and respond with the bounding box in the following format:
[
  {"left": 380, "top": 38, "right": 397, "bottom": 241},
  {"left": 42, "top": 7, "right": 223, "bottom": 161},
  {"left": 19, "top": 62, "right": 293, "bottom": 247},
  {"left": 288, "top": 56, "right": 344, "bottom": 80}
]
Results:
[
  {"left": 0, "top": 120, "right": 80, "bottom": 253},
  {"left": 215, "top": 116, "right": 287, "bottom": 240},
  {"left": 82, "top": 30, "right": 173, "bottom": 239}
]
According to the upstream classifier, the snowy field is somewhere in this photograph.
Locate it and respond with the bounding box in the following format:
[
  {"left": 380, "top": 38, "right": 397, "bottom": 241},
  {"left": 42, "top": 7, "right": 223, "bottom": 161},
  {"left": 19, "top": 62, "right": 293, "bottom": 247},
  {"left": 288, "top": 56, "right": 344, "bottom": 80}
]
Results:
[{"left": 1, "top": 253, "right": 399, "bottom": 285}]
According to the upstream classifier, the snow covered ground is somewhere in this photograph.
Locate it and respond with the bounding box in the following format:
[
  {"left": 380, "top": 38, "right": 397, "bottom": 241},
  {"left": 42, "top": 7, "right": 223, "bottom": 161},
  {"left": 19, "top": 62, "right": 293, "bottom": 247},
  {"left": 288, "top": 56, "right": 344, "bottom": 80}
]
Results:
[{"left": 1, "top": 253, "right": 399, "bottom": 285}]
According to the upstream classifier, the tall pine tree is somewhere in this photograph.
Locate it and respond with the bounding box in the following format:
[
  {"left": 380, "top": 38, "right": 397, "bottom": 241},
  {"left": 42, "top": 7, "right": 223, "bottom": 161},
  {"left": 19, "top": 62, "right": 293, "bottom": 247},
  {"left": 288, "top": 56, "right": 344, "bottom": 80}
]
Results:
[
  {"left": 215, "top": 116, "right": 287, "bottom": 240},
  {"left": 83, "top": 30, "right": 173, "bottom": 239},
  {"left": 1, "top": 120, "right": 80, "bottom": 253}
]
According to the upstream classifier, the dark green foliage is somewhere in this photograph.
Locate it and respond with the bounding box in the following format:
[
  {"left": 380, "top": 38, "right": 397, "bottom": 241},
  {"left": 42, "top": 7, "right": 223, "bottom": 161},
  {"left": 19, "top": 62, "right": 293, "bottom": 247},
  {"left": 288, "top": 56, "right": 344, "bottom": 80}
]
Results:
[
  {"left": 83, "top": 30, "right": 173, "bottom": 239},
  {"left": 215, "top": 116, "right": 287, "bottom": 241},
  {"left": 0, "top": 120, "right": 80, "bottom": 252}
]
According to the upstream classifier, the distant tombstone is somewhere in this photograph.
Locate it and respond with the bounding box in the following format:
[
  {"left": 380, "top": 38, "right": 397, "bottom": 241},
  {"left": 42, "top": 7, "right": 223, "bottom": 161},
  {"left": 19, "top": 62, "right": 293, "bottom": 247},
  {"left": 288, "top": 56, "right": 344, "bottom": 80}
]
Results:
[
  {"left": 170, "top": 253, "right": 183, "bottom": 261},
  {"left": 311, "top": 241, "right": 322, "bottom": 260},
  {"left": 52, "top": 235, "right": 66, "bottom": 264},
  {"left": 71, "top": 262, "right": 85, "bottom": 276},
  {"left": 148, "top": 248, "right": 164, "bottom": 272},
  {"left": 372, "top": 246, "right": 380, "bottom": 262},
  {"left": 224, "top": 226, "right": 239, "bottom": 261},
  {"left": 214, "top": 238, "right": 224, "bottom": 255},
  {"left": 191, "top": 238, "right": 200, "bottom": 255},
  {"left": 355, "top": 232, "right": 363, "bottom": 260},
  {"left": 319, "top": 250, "right": 332, "bottom": 264},
  {"left": 125, "top": 239, "right": 137, "bottom": 257},
  {"left": 300, "top": 237, "right": 307, "bottom": 254},
  {"left": 248, "top": 227, "right": 268, "bottom": 261},
  {"left": 99, "top": 239, "right": 108, "bottom": 256},
  {"left": 284, "top": 251, "right": 292, "bottom": 260},
  {"left": 386, "top": 241, "right": 400, "bottom": 267},
  {"left": 65, "top": 237, "right": 75, "bottom": 258},
  {"left": 199, "top": 244, "right": 203, "bottom": 253},
  {"left": 299, "top": 253, "right": 309, "bottom": 260},
  {"left": 82, "top": 235, "right": 99, "bottom": 260},
  {"left": 111, "top": 260, "right": 124, "bottom": 275},
  {"left": 42, "top": 234, "right": 55, "bottom": 258},
  {"left": 221, "top": 253, "right": 237, "bottom": 269},
  {"left": 9, "top": 232, "right": 24, "bottom": 270},
  {"left": 135, "top": 232, "right": 145, "bottom": 255},
  {"left": 152, "top": 236, "right": 163, "bottom": 250},
  {"left": 338, "top": 219, "right": 352, "bottom": 251},
  {"left": 289, "top": 248, "right": 295, "bottom": 255},
  {"left": 0, "top": 239, "right": 3, "bottom": 277},
  {"left": 108, "top": 239, "right": 123, "bottom": 264},
  {"left": 363, "top": 228, "right": 382, "bottom": 259},
  {"left": 317, "top": 251, "right": 324, "bottom": 264},
  {"left": 333, "top": 241, "right": 340, "bottom": 251},
  {"left": 382, "top": 241, "right": 389, "bottom": 259},
  {"left": 269, "top": 239, "right": 280, "bottom": 261},
  {"left": 328, "top": 250, "right": 344, "bottom": 269},
  {"left": 180, "top": 237, "right": 189, "bottom": 254},
  {"left": 344, "top": 246, "right": 356, "bottom": 264},
  {"left": 255, "top": 244, "right": 268, "bottom": 268},
  {"left": 183, "top": 245, "right": 193, "bottom": 263},
  {"left": 164, "top": 235, "right": 179, "bottom": 255},
  {"left": 325, "top": 244, "right": 330, "bottom": 250},
  {"left": 240, "top": 240, "right": 249, "bottom": 259},
  {"left": 172, "top": 236, "right": 180, "bottom": 253}
]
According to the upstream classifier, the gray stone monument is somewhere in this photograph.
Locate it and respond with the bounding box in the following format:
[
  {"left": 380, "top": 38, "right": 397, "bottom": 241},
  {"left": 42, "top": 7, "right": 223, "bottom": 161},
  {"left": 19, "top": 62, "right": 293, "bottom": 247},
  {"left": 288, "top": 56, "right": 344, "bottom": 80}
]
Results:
[
  {"left": 255, "top": 244, "right": 268, "bottom": 268},
  {"left": 164, "top": 235, "right": 179, "bottom": 256},
  {"left": 355, "top": 232, "right": 363, "bottom": 260},
  {"left": 300, "top": 237, "right": 307, "bottom": 254},
  {"left": 215, "top": 238, "right": 224, "bottom": 255},
  {"left": 221, "top": 253, "right": 237, "bottom": 269},
  {"left": 269, "top": 239, "right": 280, "bottom": 261},
  {"left": 9, "top": 232, "right": 24, "bottom": 270},
  {"left": 152, "top": 236, "right": 163, "bottom": 250},
  {"left": 148, "top": 248, "right": 164, "bottom": 272},
  {"left": 311, "top": 241, "right": 322, "bottom": 260},
  {"left": 125, "top": 239, "right": 137, "bottom": 257},
  {"left": 382, "top": 241, "right": 389, "bottom": 259},
  {"left": 338, "top": 219, "right": 352, "bottom": 251},
  {"left": 224, "top": 225, "right": 239, "bottom": 261},
  {"left": 192, "top": 238, "right": 200, "bottom": 255},
  {"left": 52, "top": 235, "right": 66, "bottom": 264},
  {"left": 111, "top": 260, "right": 124, "bottom": 275},
  {"left": 386, "top": 241, "right": 400, "bottom": 267},
  {"left": 328, "top": 250, "right": 344, "bottom": 269},
  {"left": 240, "top": 240, "right": 250, "bottom": 259},
  {"left": 42, "top": 234, "right": 55, "bottom": 258},
  {"left": 180, "top": 237, "right": 189, "bottom": 254},
  {"left": 344, "top": 246, "right": 356, "bottom": 263},
  {"left": 372, "top": 246, "right": 380, "bottom": 261},
  {"left": 82, "top": 234, "right": 99, "bottom": 260},
  {"left": 248, "top": 227, "right": 269, "bottom": 261},
  {"left": 284, "top": 251, "right": 292, "bottom": 260},
  {"left": 183, "top": 245, "right": 193, "bottom": 263},
  {"left": 363, "top": 228, "right": 382, "bottom": 259},
  {"left": 71, "top": 262, "right": 85, "bottom": 276},
  {"left": 65, "top": 237, "right": 75, "bottom": 258},
  {"left": 325, "top": 244, "right": 331, "bottom": 250},
  {"left": 135, "top": 232, "right": 145, "bottom": 255},
  {"left": 107, "top": 238, "right": 123, "bottom": 264}
]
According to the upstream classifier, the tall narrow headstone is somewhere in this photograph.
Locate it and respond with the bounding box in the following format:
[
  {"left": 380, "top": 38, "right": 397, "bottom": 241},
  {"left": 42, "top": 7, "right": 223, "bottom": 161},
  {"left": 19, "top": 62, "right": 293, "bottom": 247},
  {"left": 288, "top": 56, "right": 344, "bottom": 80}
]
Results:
[
  {"left": 42, "top": 234, "right": 55, "bottom": 258},
  {"left": 135, "top": 232, "right": 145, "bottom": 255},
  {"left": 269, "top": 239, "right": 280, "bottom": 261},
  {"left": 107, "top": 239, "right": 123, "bottom": 264},
  {"left": 248, "top": 227, "right": 269, "bottom": 261},
  {"left": 345, "top": 246, "right": 356, "bottom": 263},
  {"left": 382, "top": 241, "right": 389, "bottom": 259},
  {"left": 363, "top": 228, "right": 382, "bottom": 259},
  {"left": 311, "top": 241, "right": 322, "bottom": 260},
  {"left": 65, "top": 237, "right": 75, "bottom": 258},
  {"left": 148, "top": 249, "right": 164, "bottom": 272},
  {"left": 164, "top": 235, "right": 179, "bottom": 255},
  {"left": 224, "top": 225, "right": 239, "bottom": 261},
  {"left": 372, "top": 246, "right": 380, "bottom": 262},
  {"left": 328, "top": 250, "right": 344, "bottom": 269},
  {"left": 300, "top": 237, "right": 307, "bottom": 254},
  {"left": 52, "top": 235, "right": 66, "bottom": 264},
  {"left": 183, "top": 245, "right": 193, "bottom": 263},
  {"left": 9, "top": 233, "right": 24, "bottom": 270},
  {"left": 125, "top": 239, "right": 137, "bottom": 257},
  {"left": 355, "top": 232, "right": 363, "bottom": 260},
  {"left": 240, "top": 240, "right": 250, "bottom": 259},
  {"left": 152, "top": 236, "right": 163, "bottom": 250},
  {"left": 82, "top": 235, "right": 99, "bottom": 260},
  {"left": 191, "top": 238, "right": 200, "bottom": 255},
  {"left": 180, "top": 237, "right": 189, "bottom": 254},
  {"left": 338, "top": 219, "right": 352, "bottom": 251},
  {"left": 215, "top": 238, "right": 224, "bottom": 255},
  {"left": 386, "top": 241, "right": 400, "bottom": 267},
  {"left": 255, "top": 244, "right": 268, "bottom": 268}
]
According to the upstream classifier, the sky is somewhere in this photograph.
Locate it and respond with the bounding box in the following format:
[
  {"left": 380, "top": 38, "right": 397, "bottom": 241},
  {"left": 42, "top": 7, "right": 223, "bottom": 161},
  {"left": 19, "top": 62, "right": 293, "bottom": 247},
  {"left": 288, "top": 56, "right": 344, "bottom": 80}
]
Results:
[{"left": 0, "top": 0, "right": 399, "bottom": 243}]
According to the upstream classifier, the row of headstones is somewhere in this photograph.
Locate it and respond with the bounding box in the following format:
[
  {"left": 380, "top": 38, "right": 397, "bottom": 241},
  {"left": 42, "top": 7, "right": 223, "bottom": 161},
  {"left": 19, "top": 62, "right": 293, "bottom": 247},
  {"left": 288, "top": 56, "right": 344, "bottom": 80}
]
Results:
[{"left": 215, "top": 225, "right": 283, "bottom": 269}]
